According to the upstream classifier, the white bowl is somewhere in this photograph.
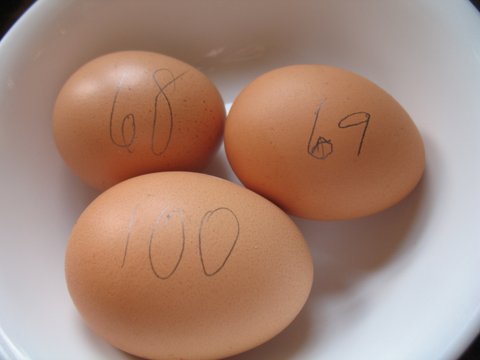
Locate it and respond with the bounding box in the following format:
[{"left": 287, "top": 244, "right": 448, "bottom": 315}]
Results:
[{"left": 1, "top": 0, "right": 480, "bottom": 359}]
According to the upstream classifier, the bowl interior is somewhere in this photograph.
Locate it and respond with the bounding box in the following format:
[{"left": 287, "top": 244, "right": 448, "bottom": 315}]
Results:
[{"left": 1, "top": 0, "right": 480, "bottom": 359}]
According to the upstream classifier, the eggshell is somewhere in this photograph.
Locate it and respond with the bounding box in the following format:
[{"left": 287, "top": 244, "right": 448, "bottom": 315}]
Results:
[
  {"left": 224, "top": 65, "right": 425, "bottom": 220},
  {"left": 53, "top": 51, "right": 225, "bottom": 190},
  {"left": 65, "top": 171, "right": 313, "bottom": 360}
]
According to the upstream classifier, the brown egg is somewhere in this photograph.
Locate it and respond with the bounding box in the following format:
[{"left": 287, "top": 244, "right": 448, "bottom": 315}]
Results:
[
  {"left": 224, "top": 65, "right": 425, "bottom": 220},
  {"left": 53, "top": 51, "right": 225, "bottom": 190},
  {"left": 65, "top": 172, "right": 313, "bottom": 360}
]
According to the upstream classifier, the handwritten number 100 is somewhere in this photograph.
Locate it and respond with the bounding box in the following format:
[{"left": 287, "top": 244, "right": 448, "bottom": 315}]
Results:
[{"left": 121, "top": 207, "right": 240, "bottom": 279}]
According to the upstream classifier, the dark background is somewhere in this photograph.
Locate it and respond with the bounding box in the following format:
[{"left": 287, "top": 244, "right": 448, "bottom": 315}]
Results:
[{"left": 1, "top": 0, "right": 480, "bottom": 359}]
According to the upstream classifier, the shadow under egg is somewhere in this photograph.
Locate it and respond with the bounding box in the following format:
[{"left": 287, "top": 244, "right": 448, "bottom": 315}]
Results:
[
  {"left": 227, "top": 299, "right": 313, "bottom": 360},
  {"left": 58, "top": 165, "right": 100, "bottom": 220},
  {"left": 230, "top": 153, "right": 429, "bottom": 360},
  {"left": 302, "top": 168, "right": 428, "bottom": 299},
  {"left": 75, "top": 314, "right": 143, "bottom": 360},
  {"left": 202, "top": 144, "right": 241, "bottom": 184}
]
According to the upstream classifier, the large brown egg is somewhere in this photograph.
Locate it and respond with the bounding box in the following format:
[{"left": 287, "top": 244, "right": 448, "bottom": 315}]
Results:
[
  {"left": 53, "top": 51, "right": 225, "bottom": 190},
  {"left": 224, "top": 65, "right": 425, "bottom": 220},
  {"left": 65, "top": 172, "right": 313, "bottom": 360}
]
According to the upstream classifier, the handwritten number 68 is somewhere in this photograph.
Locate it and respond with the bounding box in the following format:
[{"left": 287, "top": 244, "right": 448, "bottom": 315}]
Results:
[{"left": 109, "top": 69, "right": 187, "bottom": 155}]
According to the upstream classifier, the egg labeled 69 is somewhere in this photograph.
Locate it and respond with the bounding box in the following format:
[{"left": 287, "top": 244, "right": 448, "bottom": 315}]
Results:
[
  {"left": 65, "top": 172, "right": 313, "bottom": 360},
  {"left": 224, "top": 65, "right": 425, "bottom": 220}
]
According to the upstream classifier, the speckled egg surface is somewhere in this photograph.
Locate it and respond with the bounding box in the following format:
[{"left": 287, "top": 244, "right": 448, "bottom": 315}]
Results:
[
  {"left": 53, "top": 51, "right": 225, "bottom": 190},
  {"left": 224, "top": 65, "right": 425, "bottom": 220},
  {"left": 65, "top": 171, "right": 313, "bottom": 360}
]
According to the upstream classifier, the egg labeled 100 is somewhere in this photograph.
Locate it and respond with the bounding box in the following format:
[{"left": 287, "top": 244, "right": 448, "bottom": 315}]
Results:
[
  {"left": 224, "top": 65, "right": 425, "bottom": 220},
  {"left": 53, "top": 51, "right": 225, "bottom": 190},
  {"left": 65, "top": 172, "right": 313, "bottom": 360}
]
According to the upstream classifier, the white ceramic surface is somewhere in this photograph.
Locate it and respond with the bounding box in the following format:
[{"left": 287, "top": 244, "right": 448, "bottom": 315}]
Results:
[{"left": 1, "top": 0, "right": 480, "bottom": 359}]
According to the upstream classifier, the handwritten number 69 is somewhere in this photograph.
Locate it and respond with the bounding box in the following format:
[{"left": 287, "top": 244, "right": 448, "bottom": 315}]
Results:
[
  {"left": 307, "top": 102, "right": 371, "bottom": 159},
  {"left": 337, "top": 112, "right": 371, "bottom": 156}
]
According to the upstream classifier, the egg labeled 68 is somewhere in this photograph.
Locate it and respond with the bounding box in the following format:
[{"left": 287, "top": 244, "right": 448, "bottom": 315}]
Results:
[
  {"left": 65, "top": 172, "right": 313, "bottom": 360},
  {"left": 53, "top": 51, "right": 225, "bottom": 190}
]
